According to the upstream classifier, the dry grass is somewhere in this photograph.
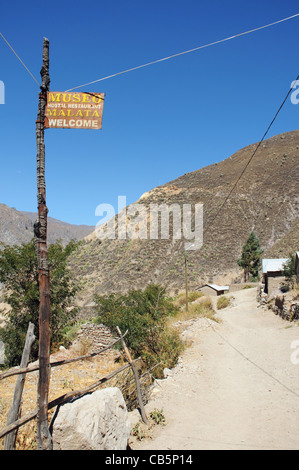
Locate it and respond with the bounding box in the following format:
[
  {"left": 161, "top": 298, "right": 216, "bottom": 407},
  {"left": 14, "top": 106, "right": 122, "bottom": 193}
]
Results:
[
  {"left": 0, "top": 348, "right": 122, "bottom": 450},
  {"left": 172, "top": 291, "right": 204, "bottom": 309},
  {"left": 292, "top": 283, "right": 299, "bottom": 301},
  {"left": 217, "top": 295, "right": 232, "bottom": 310},
  {"left": 169, "top": 295, "right": 217, "bottom": 326}
]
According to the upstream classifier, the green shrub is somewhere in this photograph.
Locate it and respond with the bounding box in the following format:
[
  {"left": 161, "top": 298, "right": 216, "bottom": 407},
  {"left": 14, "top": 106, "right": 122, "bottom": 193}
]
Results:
[{"left": 94, "top": 284, "right": 183, "bottom": 378}]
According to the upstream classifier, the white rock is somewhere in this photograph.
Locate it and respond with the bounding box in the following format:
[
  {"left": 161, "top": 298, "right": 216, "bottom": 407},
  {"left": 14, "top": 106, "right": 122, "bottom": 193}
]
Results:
[{"left": 52, "top": 387, "right": 130, "bottom": 450}]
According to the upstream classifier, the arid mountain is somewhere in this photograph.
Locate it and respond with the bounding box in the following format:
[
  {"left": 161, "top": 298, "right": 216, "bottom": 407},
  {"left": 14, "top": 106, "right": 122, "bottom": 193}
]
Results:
[
  {"left": 71, "top": 130, "right": 298, "bottom": 304},
  {"left": 0, "top": 203, "right": 94, "bottom": 246},
  {"left": 264, "top": 219, "right": 299, "bottom": 258}
]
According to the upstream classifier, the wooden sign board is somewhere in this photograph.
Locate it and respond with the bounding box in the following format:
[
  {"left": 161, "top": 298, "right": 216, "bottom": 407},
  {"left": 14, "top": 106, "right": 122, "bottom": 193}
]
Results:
[{"left": 44, "top": 91, "right": 105, "bottom": 130}]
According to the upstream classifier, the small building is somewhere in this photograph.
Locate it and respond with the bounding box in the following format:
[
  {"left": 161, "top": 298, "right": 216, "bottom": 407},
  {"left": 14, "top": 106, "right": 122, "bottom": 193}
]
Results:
[
  {"left": 262, "top": 258, "right": 288, "bottom": 295},
  {"left": 296, "top": 252, "right": 299, "bottom": 284},
  {"left": 198, "top": 284, "right": 229, "bottom": 297}
]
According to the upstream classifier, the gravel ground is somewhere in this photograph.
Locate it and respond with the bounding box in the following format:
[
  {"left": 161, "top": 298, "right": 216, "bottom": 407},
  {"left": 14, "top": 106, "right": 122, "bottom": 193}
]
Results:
[{"left": 132, "top": 288, "right": 299, "bottom": 450}]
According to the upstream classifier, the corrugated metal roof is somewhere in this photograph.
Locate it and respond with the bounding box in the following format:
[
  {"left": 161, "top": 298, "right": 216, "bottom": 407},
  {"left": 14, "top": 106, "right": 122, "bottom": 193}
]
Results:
[
  {"left": 262, "top": 258, "right": 289, "bottom": 274},
  {"left": 205, "top": 284, "right": 229, "bottom": 291}
]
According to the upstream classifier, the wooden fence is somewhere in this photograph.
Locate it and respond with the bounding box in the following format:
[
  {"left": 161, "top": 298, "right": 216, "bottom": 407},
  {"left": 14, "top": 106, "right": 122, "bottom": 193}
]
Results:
[{"left": 0, "top": 323, "right": 154, "bottom": 450}]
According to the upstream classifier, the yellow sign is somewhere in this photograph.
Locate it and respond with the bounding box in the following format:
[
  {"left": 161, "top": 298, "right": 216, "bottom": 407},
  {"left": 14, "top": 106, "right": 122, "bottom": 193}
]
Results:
[{"left": 44, "top": 91, "right": 105, "bottom": 130}]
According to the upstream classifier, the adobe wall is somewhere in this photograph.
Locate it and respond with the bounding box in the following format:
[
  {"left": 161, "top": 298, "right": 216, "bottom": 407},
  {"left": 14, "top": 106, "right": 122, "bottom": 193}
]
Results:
[{"left": 198, "top": 286, "right": 218, "bottom": 297}]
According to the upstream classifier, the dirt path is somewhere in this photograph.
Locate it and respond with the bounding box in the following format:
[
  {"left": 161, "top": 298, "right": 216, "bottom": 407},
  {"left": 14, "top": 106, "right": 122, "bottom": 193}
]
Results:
[{"left": 132, "top": 288, "right": 299, "bottom": 450}]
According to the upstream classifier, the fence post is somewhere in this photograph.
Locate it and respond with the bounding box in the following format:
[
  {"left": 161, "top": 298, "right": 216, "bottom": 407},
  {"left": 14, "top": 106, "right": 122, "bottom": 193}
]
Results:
[
  {"left": 116, "top": 326, "right": 149, "bottom": 425},
  {"left": 3, "top": 322, "right": 35, "bottom": 450}
]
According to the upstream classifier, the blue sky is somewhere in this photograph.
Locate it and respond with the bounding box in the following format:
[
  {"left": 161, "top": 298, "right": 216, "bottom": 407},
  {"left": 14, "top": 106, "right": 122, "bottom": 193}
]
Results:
[{"left": 0, "top": 0, "right": 298, "bottom": 226}]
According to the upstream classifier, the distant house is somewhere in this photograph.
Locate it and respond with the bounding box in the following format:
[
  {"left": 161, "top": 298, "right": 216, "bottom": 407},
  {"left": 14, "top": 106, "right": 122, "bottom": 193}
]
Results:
[
  {"left": 262, "top": 258, "right": 288, "bottom": 294},
  {"left": 198, "top": 284, "right": 229, "bottom": 297},
  {"left": 296, "top": 252, "right": 299, "bottom": 284}
]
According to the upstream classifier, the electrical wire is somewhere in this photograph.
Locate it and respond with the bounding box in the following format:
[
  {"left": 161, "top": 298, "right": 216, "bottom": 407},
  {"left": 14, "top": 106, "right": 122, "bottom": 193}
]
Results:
[
  {"left": 204, "top": 71, "right": 299, "bottom": 227},
  {"left": 206, "top": 318, "right": 299, "bottom": 399},
  {"left": 0, "top": 32, "right": 40, "bottom": 87},
  {"left": 65, "top": 13, "right": 299, "bottom": 92}
]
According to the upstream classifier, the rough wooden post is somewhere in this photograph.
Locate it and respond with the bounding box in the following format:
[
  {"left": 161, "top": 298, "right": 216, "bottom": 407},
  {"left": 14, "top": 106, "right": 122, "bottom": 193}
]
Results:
[
  {"left": 3, "top": 322, "right": 35, "bottom": 450},
  {"left": 35, "top": 37, "right": 52, "bottom": 450},
  {"left": 184, "top": 254, "right": 189, "bottom": 313},
  {"left": 116, "top": 326, "right": 149, "bottom": 425}
]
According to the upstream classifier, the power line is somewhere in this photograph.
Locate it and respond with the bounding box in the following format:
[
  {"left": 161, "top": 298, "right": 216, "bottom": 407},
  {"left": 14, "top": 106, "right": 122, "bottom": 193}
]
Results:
[
  {"left": 65, "top": 13, "right": 299, "bottom": 92},
  {"left": 207, "top": 318, "right": 299, "bottom": 399},
  {"left": 0, "top": 32, "right": 40, "bottom": 87},
  {"left": 205, "top": 71, "right": 299, "bottom": 227}
]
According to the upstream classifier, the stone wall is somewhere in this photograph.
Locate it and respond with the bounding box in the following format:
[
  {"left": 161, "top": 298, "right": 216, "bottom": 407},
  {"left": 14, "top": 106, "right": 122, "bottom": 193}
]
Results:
[
  {"left": 272, "top": 296, "right": 299, "bottom": 322},
  {"left": 257, "top": 284, "right": 299, "bottom": 321},
  {"left": 76, "top": 322, "right": 118, "bottom": 353},
  {"left": 289, "top": 303, "right": 299, "bottom": 321}
]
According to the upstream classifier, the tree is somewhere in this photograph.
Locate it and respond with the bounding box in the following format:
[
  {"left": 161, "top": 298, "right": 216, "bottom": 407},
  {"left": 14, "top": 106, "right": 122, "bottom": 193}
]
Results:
[
  {"left": 282, "top": 254, "right": 296, "bottom": 288},
  {"left": 0, "top": 239, "right": 80, "bottom": 366},
  {"left": 238, "top": 232, "right": 263, "bottom": 282}
]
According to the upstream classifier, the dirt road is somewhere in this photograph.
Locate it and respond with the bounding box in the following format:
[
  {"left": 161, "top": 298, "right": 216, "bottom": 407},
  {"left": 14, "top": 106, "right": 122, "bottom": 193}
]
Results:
[{"left": 132, "top": 288, "right": 299, "bottom": 450}]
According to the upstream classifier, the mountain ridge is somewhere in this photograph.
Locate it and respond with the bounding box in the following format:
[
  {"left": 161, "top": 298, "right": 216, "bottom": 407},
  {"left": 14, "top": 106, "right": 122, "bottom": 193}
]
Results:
[
  {"left": 0, "top": 203, "right": 94, "bottom": 246},
  {"left": 69, "top": 130, "right": 299, "bottom": 306}
]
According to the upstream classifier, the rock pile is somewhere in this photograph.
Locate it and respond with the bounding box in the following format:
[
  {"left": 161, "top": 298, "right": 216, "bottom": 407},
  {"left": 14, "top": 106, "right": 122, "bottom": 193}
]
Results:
[
  {"left": 272, "top": 297, "right": 299, "bottom": 321},
  {"left": 256, "top": 284, "right": 268, "bottom": 307},
  {"left": 75, "top": 322, "right": 117, "bottom": 353}
]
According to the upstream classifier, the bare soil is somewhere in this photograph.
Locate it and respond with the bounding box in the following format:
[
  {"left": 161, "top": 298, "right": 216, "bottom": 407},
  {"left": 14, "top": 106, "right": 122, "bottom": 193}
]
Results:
[{"left": 131, "top": 288, "right": 299, "bottom": 450}]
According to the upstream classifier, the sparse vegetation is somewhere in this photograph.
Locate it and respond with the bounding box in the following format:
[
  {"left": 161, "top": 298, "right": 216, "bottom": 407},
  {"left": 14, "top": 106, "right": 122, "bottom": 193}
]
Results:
[
  {"left": 188, "top": 297, "right": 215, "bottom": 318},
  {"left": 132, "top": 422, "right": 146, "bottom": 441},
  {"left": 291, "top": 283, "right": 299, "bottom": 301},
  {"left": 173, "top": 291, "right": 204, "bottom": 308},
  {"left": 169, "top": 295, "right": 217, "bottom": 324},
  {"left": 150, "top": 408, "right": 166, "bottom": 425},
  {"left": 217, "top": 295, "right": 232, "bottom": 310},
  {"left": 187, "top": 291, "right": 204, "bottom": 302}
]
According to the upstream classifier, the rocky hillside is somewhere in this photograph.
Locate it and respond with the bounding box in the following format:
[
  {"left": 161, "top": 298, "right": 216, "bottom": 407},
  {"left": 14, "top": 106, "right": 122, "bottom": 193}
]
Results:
[
  {"left": 264, "top": 219, "right": 299, "bottom": 258},
  {"left": 0, "top": 204, "right": 94, "bottom": 246},
  {"left": 69, "top": 130, "right": 299, "bottom": 306}
]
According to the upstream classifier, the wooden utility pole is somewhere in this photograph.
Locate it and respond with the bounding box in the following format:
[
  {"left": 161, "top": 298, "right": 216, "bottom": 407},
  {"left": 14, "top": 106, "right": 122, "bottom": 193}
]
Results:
[
  {"left": 34, "top": 37, "right": 52, "bottom": 450},
  {"left": 184, "top": 254, "right": 189, "bottom": 313}
]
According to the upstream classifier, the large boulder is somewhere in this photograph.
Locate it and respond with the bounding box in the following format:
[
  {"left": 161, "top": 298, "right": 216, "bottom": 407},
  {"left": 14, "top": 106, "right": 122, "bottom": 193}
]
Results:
[{"left": 52, "top": 387, "right": 131, "bottom": 450}]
